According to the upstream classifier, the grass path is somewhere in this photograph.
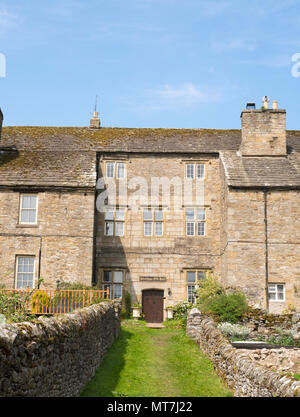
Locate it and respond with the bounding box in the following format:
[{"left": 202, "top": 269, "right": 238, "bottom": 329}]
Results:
[{"left": 80, "top": 322, "right": 232, "bottom": 397}]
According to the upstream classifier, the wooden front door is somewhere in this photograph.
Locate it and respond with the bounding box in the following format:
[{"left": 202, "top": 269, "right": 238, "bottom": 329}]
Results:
[{"left": 142, "top": 289, "right": 164, "bottom": 323}]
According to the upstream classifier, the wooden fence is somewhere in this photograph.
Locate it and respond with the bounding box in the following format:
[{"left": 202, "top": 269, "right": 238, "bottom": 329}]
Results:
[{"left": 0, "top": 288, "right": 110, "bottom": 315}]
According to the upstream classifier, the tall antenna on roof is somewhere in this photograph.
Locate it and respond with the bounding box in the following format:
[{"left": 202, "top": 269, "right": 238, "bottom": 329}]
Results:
[{"left": 90, "top": 94, "right": 101, "bottom": 129}]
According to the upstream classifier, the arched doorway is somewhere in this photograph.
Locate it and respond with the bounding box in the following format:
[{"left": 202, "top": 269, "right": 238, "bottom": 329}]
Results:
[{"left": 142, "top": 289, "right": 164, "bottom": 323}]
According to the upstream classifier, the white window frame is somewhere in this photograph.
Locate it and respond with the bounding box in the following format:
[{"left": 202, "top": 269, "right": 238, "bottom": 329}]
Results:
[
  {"left": 143, "top": 208, "right": 164, "bottom": 237},
  {"left": 15, "top": 256, "right": 35, "bottom": 289},
  {"left": 105, "top": 161, "right": 126, "bottom": 179},
  {"left": 185, "top": 163, "right": 205, "bottom": 179},
  {"left": 19, "top": 194, "right": 38, "bottom": 225},
  {"left": 104, "top": 208, "right": 125, "bottom": 237},
  {"left": 268, "top": 283, "right": 285, "bottom": 302},
  {"left": 185, "top": 208, "right": 206, "bottom": 237}
]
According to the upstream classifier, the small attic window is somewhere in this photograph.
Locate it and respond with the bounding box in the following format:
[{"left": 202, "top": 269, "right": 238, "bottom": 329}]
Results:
[{"left": 246, "top": 103, "right": 256, "bottom": 110}]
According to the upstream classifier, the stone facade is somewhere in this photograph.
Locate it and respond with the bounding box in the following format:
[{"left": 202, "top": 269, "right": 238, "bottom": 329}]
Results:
[
  {"left": 0, "top": 103, "right": 299, "bottom": 319},
  {"left": 0, "top": 190, "right": 95, "bottom": 289},
  {"left": 0, "top": 301, "right": 121, "bottom": 397}
]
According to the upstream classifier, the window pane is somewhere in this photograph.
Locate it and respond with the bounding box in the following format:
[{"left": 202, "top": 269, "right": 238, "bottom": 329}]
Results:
[
  {"left": 144, "top": 209, "right": 152, "bottom": 220},
  {"left": 186, "top": 164, "right": 194, "bottom": 179},
  {"left": 197, "top": 222, "right": 205, "bottom": 236},
  {"left": 186, "top": 222, "right": 195, "bottom": 236},
  {"left": 154, "top": 209, "right": 163, "bottom": 221},
  {"left": 187, "top": 285, "right": 196, "bottom": 303},
  {"left": 21, "top": 196, "right": 31, "bottom": 209},
  {"left": 277, "top": 292, "right": 284, "bottom": 301},
  {"left": 105, "top": 221, "right": 114, "bottom": 236},
  {"left": 114, "top": 271, "right": 123, "bottom": 283},
  {"left": 106, "top": 162, "right": 114, "bottom": 178},
  {"left": 115, "top": 210, "right": 125, "bottom": 221},
  {"left": 198, "top": 271, "right": 205, "bottom": 281},
  {"left": 268, "top": 284, "right": 276, "bottom": 292},
  {"left": 186, "top": 209, "right": 194, "bottom": 220},
  {"left": 113, "top": 284, "right": 122, "bottom": 299},
  {"left": 21, "top": 210, "right": 29, "bottom": 223},
  {"left": 115, "top": 222, "right": 124, "bottom": 237},
  {"left": 277, "top": 285, "right": 284, "bottom": 291},
  {"left": 144, "top": 222, "right": 152, "bottom": 236},
  {"left": 105, "top": 210, "right": 114, "bottom": 221},
  {"left": 154, "top": 222, "right": 163, "bottom": 236},
  {"left": 28, "top": 210, "right": 37, "bottom": 223},
  {"left": 117, "top": 163, "right": 125, "bottom": 179},
  {"left": 29, "top": 196, "right": 37, "bottom": 209},
  {"left": 197, "top": 164, "right": 205, "bottom": 179},
  {"left": 269, "top": 292, "right": 276, "bottom": 300},
  {"left": 197, "top": 208, "right": 205, "bottom": 221},
  {"left": 187, "top": 271, "right": 196, "bottom": 283},
  {"left": 103, "top": 271, "right": 112, "bottom": 282},
  {"left": 17, "top": 257, "right": 34, "bottom": 289}
]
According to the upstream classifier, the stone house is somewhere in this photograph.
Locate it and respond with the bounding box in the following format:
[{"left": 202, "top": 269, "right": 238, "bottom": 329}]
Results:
[{"left": 0, "top": 100, "right": 299, "bottom": 321}]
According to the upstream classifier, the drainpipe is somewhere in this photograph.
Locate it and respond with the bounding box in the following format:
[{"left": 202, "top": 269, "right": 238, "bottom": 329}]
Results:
[
  {"left": 92, "top": 152, "right": 100, "bottom": 286},
  {"left": 37, "top": 236, "right": 42, "bottom": 289},
  {"left": 263, "top": 190, "right": 269, "bottom": 312}
]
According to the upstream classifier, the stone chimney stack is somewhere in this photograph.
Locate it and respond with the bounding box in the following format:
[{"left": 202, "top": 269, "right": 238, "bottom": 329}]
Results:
[
  {"left": 90, "top": 110, "right": 101, "bottom": 129},
  {"left": 240, "top": 99, "right": 286, "bottom": 157}
]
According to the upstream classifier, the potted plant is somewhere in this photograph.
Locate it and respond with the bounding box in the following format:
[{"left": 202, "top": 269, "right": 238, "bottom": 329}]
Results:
[
  {"left": 166, "top": 305, "right": 174, "bottom": 319},
  {"left": 132, "top": 303, "right": 142, "bottom": 319}
]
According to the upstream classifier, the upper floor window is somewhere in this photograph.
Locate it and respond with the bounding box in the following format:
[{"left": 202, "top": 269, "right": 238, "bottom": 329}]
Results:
[
  {"left": 105, "top": 162, "right": 126, "bottom": 179},
  {"left": 143, "top": 208, "right": 163, "bottom": 237},
  {"left": 19, "top": 195, "right": 38, "bottom": 224},
  {"left": 186, "top": 163, "right": 205, "bottom": 179},
  {"left": 185, "top": 208, "right": 206, "bottom": 236},
  {"left": 104, "top": 208, "right": 125, "bottom": 237},
  {"left": 268, "top": 284, "right": 285, "bottom": 301},
  {"left": 16, "top": 256, "right": 35, "bottom": 289}
]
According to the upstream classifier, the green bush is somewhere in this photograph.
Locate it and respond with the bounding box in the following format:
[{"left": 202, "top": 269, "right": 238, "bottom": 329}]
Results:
[
  {"left": 205, "top": 292, "right": 249, "bottom": 323},
  {"left": 124, "top": 291, "right": 132, "bottom": 319},
  {"left": 0, "top": 292, "right": 35, "bottom": 323},
  {"left": 31, "top": 290, "right": 51, "bottom": 313},
  {"left": 196, "top": 274, "right": 225, "bottom": 311}
]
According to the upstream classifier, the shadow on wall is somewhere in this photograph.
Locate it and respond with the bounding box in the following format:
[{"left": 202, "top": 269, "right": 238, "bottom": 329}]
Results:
[{"left": 80, "top": 328, "right": 132, "bottom": 397}]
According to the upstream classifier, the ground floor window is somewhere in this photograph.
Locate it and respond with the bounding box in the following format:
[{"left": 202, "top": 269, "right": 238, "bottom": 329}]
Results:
[
  {"left": 186, "top": 270, "right": 208, "bottom": 303},
  {"left": 16, "top": 256, "right": 35, "bottom": 289},
  {"left": 101, "top": 269, "right": 124, "bottom": 299},
  {"left": 268, "top": 283, "right": 285, "bottom": 301}
]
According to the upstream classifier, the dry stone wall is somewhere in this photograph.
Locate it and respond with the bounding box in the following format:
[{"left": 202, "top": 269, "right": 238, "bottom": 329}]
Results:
[
  {"left": 187, "top": 308, "right": 300, "bottom": 397},
  {"left": 0, "top": 301, "right": 121, "bottom": 397}
]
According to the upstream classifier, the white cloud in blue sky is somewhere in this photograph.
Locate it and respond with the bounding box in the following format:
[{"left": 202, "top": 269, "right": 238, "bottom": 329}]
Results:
[{"left": 0, "top": 0, "right": 300, "bottom": 128}]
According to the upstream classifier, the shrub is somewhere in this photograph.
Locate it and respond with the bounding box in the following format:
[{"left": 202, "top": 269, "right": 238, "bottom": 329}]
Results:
[
  {"left": 30, "top": 290, "right": 51, "bottom": 313},
  {"left": 124, "top": 291, "right": 132, "bottom": 319},
  {"left": 217, "top": 322, "right": 250, "bottom": 340},
  {"left": 196, "top": 274, "right": 225, "bottom": 311},
  {"left": 206, "top": 292, "right": 249, "bottom": 323},
  {"left": 172, "top": 301, "right": 193, "bottom": 318},
  {"left": 0, "top": 292, "right": 35, "bottom": 323}
]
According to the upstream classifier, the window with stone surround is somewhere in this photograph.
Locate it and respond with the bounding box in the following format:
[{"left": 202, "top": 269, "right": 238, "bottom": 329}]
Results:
[
  {"left": 185, "top": 163, "right": 205, "bottom": 179},
  {"left": 185, "top": 208, "right": 206, "bottom": 236},
  {"left": 186, "top": 270, "right": 208, "bottom": 303},
  {"left": 19, "top": 194, "right": 38, "bottom": 225},
  {"left": 105, "top": 161, "right": 126, "bottom": 179},
  {"left": 143, "top": 208, "right": 163, "bottom": 237},
  {"left": 101, "top": 269, "right": 123, "bottom": 299},
  {"left": 268, "top": 283, "right": 285, "bottom": 302},
  {"left": 15, "top": 256, "right": 35, "bottom": 289},
  {"left": 104, "top": 208, "right": 125, "bottom": 237}
]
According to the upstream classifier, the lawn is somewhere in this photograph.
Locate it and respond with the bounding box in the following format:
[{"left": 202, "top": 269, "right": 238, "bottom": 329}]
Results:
[{"left": 80, "top": 321, "right": 232, "bottom": 397}]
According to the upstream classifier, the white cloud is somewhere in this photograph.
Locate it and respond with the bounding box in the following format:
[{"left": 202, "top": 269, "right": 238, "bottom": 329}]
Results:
[{"left": 137, "top": 83, "right": 222, "bottom": 111}]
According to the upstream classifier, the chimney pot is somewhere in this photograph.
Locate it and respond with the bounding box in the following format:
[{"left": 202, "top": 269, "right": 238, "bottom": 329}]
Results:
[{"left": 272, "top": 100, "right": 278, "bottom": 110}]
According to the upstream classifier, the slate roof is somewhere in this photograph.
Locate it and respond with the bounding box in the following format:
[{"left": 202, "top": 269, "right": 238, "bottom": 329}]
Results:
[
  {"left": 0, "top": 126, "right": 300, "bottom": 189},
  {"left": 220, "top": 150, "right": 300, "bottom": 188}
]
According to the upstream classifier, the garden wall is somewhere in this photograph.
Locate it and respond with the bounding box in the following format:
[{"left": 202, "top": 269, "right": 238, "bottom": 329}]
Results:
[
  {"left": 0, "top": 301, "right": 121, "bottom": 397},
  {"left": 187, "top": 308, "right": 300, "bottom": 397}
]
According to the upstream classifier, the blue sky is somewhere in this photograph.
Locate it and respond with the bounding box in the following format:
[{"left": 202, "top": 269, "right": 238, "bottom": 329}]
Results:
[{"left": 0, "top": 0, "right": 300, "bottom": 129}]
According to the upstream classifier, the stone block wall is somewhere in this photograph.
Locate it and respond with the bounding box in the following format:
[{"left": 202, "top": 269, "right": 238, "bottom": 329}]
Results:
[
  {"left": 0, "top": 301, "right": 121, "bottom": 397},
  {"left": 187, "top": 308, "right": 300, "bottom": 397}
]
